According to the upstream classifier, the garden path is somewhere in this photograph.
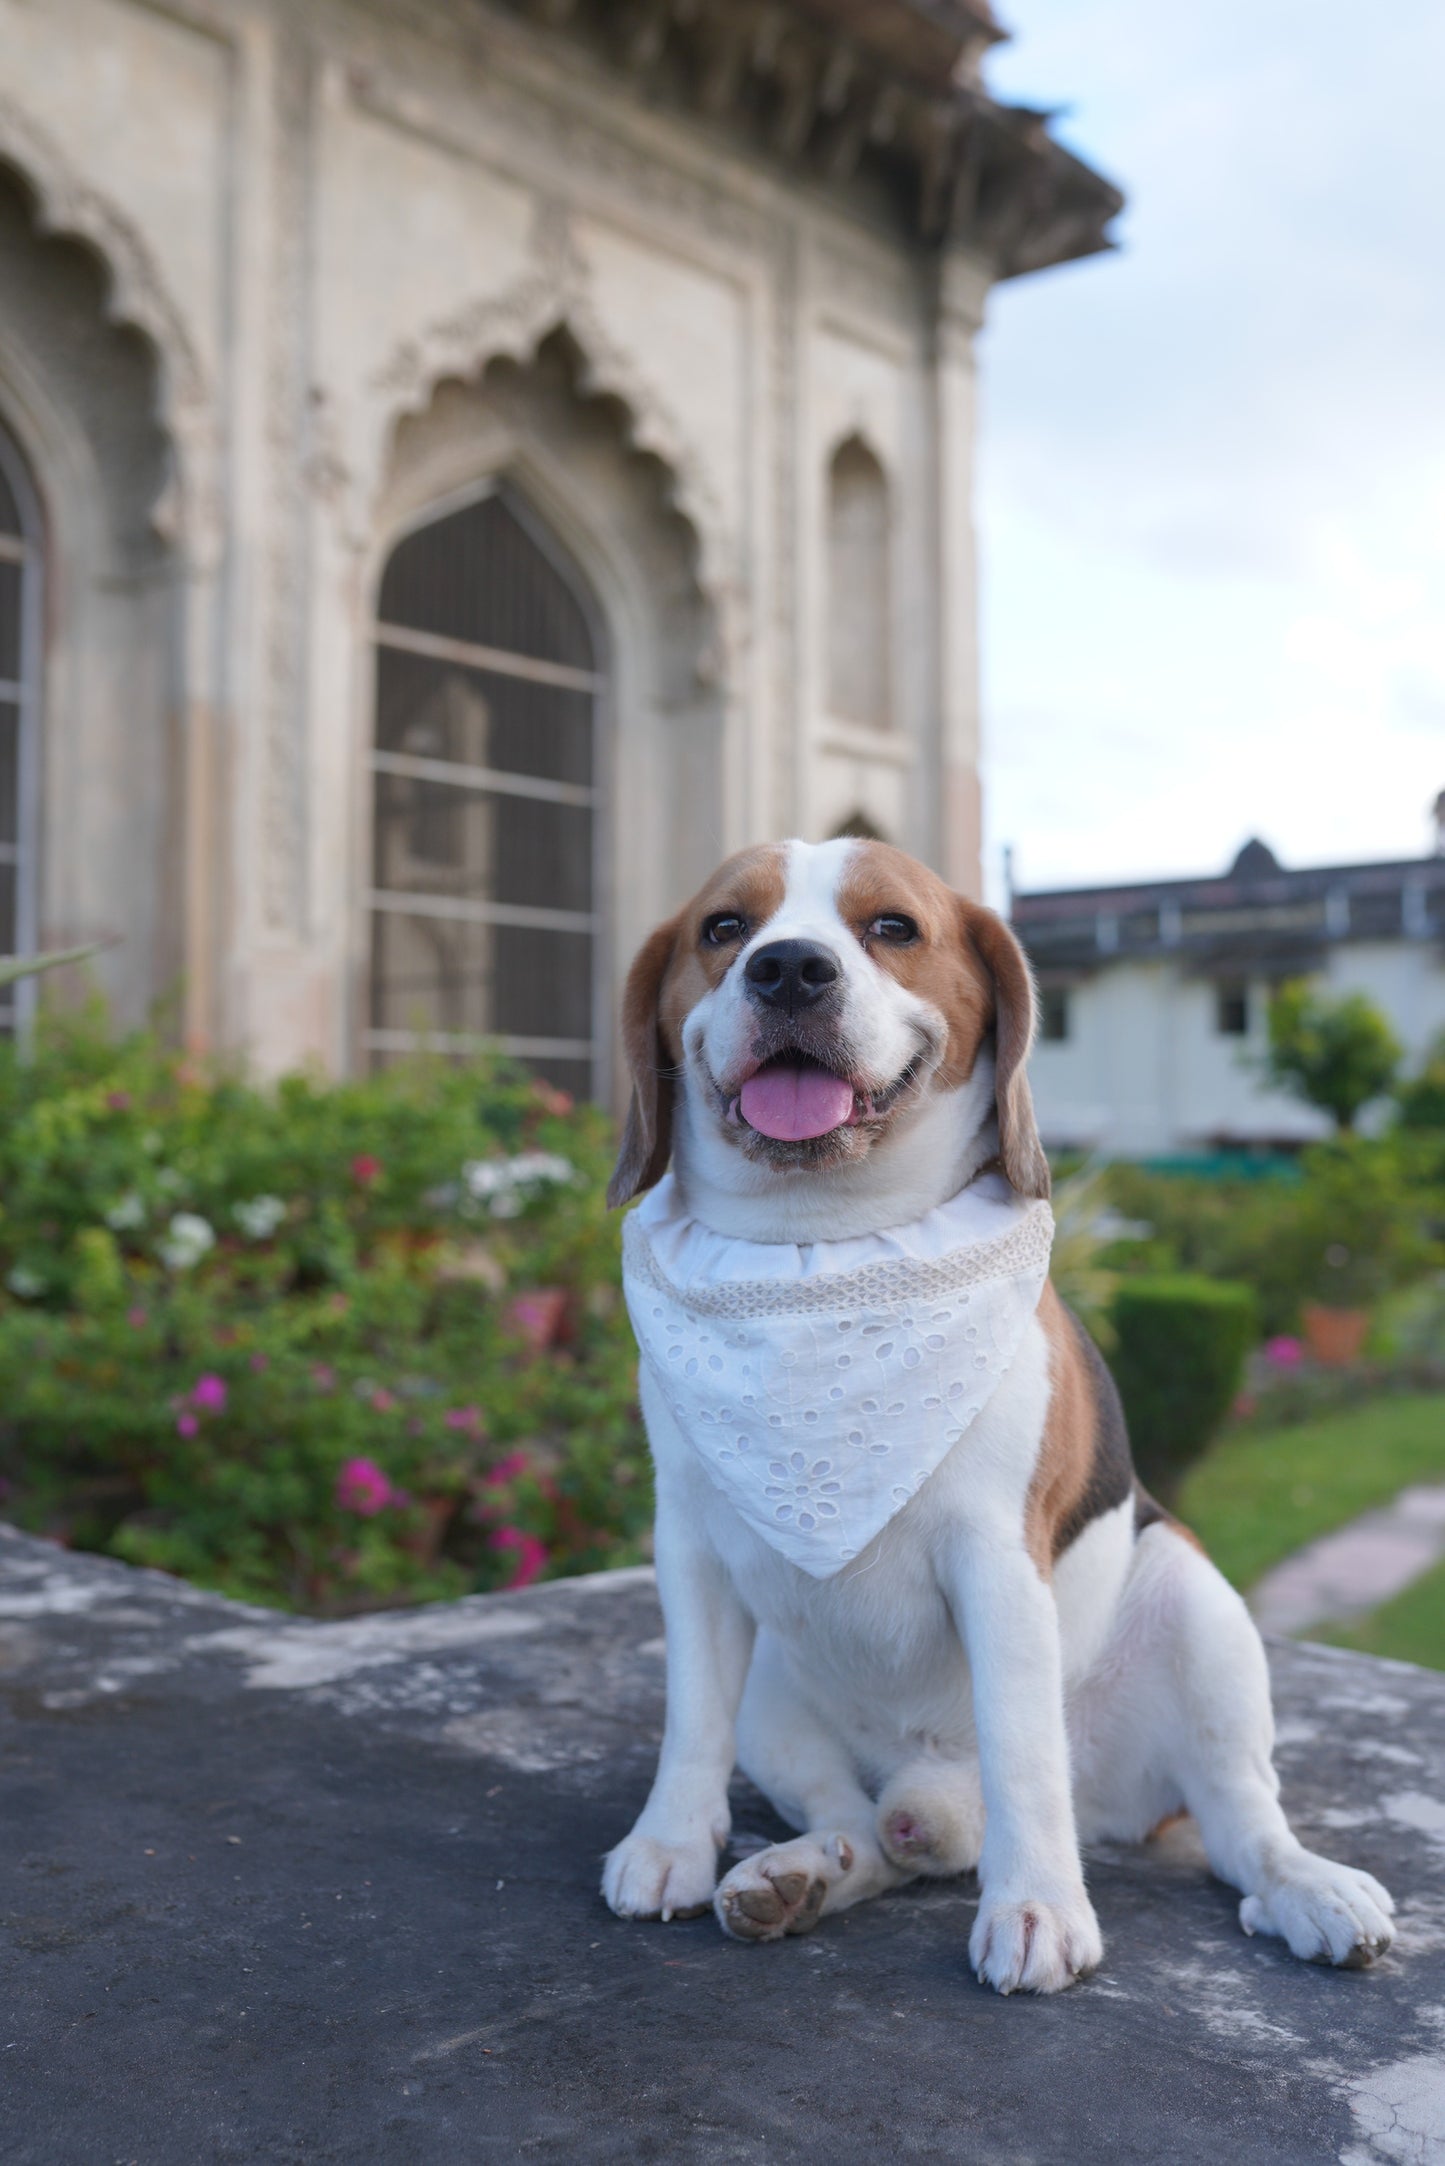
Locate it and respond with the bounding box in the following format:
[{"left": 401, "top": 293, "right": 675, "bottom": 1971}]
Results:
[{"left": 1250, "top": 1482, "right": 1445, "bottom": 1636}]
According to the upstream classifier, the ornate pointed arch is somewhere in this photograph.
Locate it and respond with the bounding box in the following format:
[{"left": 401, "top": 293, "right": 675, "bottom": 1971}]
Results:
[
  {"left": 366, "top": 215, "right": 735, "bottom": 652},
  {"left": 0, "top": 94, "right": 214, "bottom": 548}
]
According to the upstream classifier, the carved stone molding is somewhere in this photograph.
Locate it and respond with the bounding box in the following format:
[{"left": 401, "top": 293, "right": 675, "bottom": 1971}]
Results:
[
  {"left": 363, "top": 199, "right": 739, "bottom": 630},
  {"left": 348, "top": 26, "right": 775, "bottom": 263},
  {"left": 0, "top": 90, "right": 219, "bottom": 557}
]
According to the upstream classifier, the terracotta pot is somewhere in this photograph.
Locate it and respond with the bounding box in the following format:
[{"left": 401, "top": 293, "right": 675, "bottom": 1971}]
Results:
[{"left": 1301, "top": 1303, "right": 1370, "bottom": 1367}]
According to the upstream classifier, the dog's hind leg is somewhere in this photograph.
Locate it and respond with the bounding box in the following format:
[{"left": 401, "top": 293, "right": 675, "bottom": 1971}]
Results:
[
  {"left": 1103, "top": 1522, "right": 1395, "bottom": 1968},
  {"left": 877, "top": 1754, "right": 985, "bottom": 1878},
  {"left": 715, "top": 1632, "right": 910, "bottom": 1943}
]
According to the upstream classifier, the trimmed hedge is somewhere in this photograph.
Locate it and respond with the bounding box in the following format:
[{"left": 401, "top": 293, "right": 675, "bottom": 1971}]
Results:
[{"left": 1110, "top": 1274, "right": 1258, "bottom": 1501}]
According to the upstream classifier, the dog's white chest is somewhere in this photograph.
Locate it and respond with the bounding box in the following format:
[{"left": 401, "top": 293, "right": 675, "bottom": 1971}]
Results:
[{"left": 623, "top": 1174, "right": 1052, "bottom": 1578}]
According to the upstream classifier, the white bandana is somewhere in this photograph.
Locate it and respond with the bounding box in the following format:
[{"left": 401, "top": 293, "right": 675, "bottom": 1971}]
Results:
[{"left": 622, "top": 1172, "right": 1053, "bottom": 1579}]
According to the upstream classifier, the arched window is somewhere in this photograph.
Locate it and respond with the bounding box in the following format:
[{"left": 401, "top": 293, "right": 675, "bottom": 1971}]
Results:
[
  {"left": 827, "top": 436, "right": 891, "bottom": 729},
  {"left": 368, "top": 488, "right": 602, "bottom": 1100},
  {"left": 0, "top": 416, "right": 41, "bottom": 1036}
]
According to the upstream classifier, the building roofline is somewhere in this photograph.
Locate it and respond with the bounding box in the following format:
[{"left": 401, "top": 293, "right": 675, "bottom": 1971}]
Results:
[
  {"left": 1013, "top": 850, "right": 1445, "bottom": 917},
  {"left": 489, "top": 0, "right": 1123, "bottom": 277}
]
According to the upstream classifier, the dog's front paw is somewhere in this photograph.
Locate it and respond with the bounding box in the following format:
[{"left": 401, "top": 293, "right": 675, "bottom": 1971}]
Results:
[
  {"left": 970, "top": 1886, "right": 1103, "bottom": 1995},
  {"left": 1240, "top": 1853, "right": 1395, "bottom": 1968},
  {"left": 602, "top": 1830, "right": 719, "bottom": 1922},
  {"left": 715, "top": 1834, "right": 856, "bottom": 1943}
]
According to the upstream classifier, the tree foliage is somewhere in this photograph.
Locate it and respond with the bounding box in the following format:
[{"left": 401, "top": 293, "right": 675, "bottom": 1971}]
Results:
[{"left": 1261, "top": 980, "right": 1402, "bottom": 1131}]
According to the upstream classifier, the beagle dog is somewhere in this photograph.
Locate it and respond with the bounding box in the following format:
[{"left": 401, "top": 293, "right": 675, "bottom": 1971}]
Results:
[{"left": 601, "top": 837, "right": 1395, "bottom": 1992}]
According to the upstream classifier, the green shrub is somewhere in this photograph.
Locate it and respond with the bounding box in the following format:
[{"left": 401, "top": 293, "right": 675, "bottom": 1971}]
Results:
[
  {"left": 1101, "top": 1139, "right": 1440, "bottom": 1336},
  {"left": 1397, "top": 1032, "right": 1445, "bottom": 1132},
  {"left": 0, "top": 1009, "right": 650, "bottom": 1612},
  {"left": 1109, "top": 1274, "right": 1258, "bottom": 1501}
]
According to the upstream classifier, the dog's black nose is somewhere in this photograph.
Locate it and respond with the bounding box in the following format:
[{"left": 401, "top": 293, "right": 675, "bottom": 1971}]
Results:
[{"left": 744, "top": 939, "right": 841, "bottom": 1012}]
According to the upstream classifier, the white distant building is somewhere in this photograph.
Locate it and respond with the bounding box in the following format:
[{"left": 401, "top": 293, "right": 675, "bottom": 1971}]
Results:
[
  {"left": 0, "top": 0, "right": 1118, "bottom": 1097},
  {"left": 1011, "top": 833, "right": 1445, "bottom": 1157}
]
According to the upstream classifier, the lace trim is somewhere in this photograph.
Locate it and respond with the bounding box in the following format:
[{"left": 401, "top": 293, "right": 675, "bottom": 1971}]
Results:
[{"left": 622, "top": 1199, "right": 1053, "bottom": 1321}]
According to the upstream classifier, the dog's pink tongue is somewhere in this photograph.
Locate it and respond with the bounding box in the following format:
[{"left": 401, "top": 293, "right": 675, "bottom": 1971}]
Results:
[{"left": 739, "top": 1062, "right": 855, "bottom": 1142}]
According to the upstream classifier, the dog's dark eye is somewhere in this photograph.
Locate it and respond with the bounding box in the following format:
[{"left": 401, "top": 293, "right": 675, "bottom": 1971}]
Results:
[
  {"left": 702, "top": 912, "right": 747, "bottom": 947},
  {"left": 867, "top": 914, "right": 919, "bottom": 945}
]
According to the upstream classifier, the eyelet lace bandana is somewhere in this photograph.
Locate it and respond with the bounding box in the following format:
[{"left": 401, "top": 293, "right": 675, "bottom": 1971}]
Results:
[{"left": 623, "top": 1171, "right": 1053, "bottom": 1579}]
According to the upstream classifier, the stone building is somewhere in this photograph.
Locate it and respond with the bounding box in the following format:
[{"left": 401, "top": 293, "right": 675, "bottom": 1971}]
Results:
[
  {"left": 0, "top": 0, "right": 1118, "bottom": 1095},
  {"left": 1012, "top": 828, "right": 1445, "bottom": 1157}
]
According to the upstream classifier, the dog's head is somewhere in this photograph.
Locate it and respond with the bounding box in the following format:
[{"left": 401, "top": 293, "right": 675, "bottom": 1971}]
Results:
[{"left": 608, "top": 837, "right": 1048, "bottom": 1212}]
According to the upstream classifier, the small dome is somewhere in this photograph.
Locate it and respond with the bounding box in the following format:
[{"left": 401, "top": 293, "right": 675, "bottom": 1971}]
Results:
[{"left": 1229, "top": 837, "right": 1281, "bottom": 879}]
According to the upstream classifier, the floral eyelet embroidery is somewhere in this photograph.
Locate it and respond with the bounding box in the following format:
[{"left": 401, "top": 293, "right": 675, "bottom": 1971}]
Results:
[{"left": 623, "top": 1185, "right": 1053, "bottom": 1578}]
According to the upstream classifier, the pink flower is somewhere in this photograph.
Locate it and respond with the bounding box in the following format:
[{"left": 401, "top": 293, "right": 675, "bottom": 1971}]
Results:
[
  {"left": 491, "top": 1526, "right": 547, "bottom": 1591},
  {"left": 127, "top": 1307, "right": 148, "bottom": 1329},
  {"left": 176, "top": 1411, "right": 199, "bottom": 1438},
  {"left": 369, "top": 1388, "right": 398, "bottom": 1413},
  {"left": 336, "top": 1457, "right": 397, "bottom": 1516},
  {"left": 249, "top": 1352, "right": 269, "bottom": 1373},
  {"left": 1264, "top": 1336, "right": 1305, "bottom": 1369},
  {"left": 106, "top": 1091, "right": 132, "bottom": 1113},
  {"left": 311, "top": 1364, "right": 337, "bottom": 1392},
  {"left": 444, "top": 1404, "right": 484, "bottom": 1435},
  {"left": 190, "top": 1374, "right": 228, "bottom": 1413},
  {"left": 483, "top": 1451, "right": 529, "bottom": 1488},
  {"left": 351, "top": 1154, "right": 382, "bottom": 1187},
  {"left": 506, "top": 1287, "right": 568, "bottom": 1356}
]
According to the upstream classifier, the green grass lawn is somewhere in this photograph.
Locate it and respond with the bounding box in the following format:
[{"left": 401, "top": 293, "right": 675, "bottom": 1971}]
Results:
[
  {"left": 1175, "top": 1392, "right": 1445, "bottom": 1597},
  {"left": 1318, "top": 1558, "right": 1445, "bottom": 1669}
]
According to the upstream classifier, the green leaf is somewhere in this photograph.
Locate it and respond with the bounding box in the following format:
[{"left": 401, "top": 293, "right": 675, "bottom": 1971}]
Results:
[{"left": 0, "top": 943, "right": 106, "bottom": 990}]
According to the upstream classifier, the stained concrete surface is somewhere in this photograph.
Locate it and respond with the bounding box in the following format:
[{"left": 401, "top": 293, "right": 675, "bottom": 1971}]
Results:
[{"left": 3, "top": 1523, "right": 1445, "bottom": 2165}]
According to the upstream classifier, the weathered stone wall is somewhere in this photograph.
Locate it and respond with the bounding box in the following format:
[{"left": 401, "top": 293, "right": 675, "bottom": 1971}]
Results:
[{"left": 0, "top": 0, "right": 990, "bottom": 1081}]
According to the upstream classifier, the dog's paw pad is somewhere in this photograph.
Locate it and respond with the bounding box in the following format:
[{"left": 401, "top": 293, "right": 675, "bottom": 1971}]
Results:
[{"left": 714, "top": 1837, "right": 851, "bottom": 1943}]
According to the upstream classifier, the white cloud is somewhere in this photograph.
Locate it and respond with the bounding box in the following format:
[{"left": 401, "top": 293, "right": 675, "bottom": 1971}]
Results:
[{"left": 978, "top": 0, "right": 1445, "bottom": 897}]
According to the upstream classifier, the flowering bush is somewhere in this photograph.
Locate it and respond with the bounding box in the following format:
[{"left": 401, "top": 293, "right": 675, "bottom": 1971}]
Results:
[{"left": 0, "top": 1010, "right": 650, "bottom": 1612}]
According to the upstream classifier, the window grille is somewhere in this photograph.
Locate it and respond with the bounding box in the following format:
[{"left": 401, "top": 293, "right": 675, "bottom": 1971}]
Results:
[
  {"left": 0, "top": 417, "right": 41, "bottom": 1038},
  {"left": 367, "top": 490, "right": 602, "bottom": 1101},
  {"left": 1040, "top": 986, "right": 1070, "bottom": 1043},
  {"left": 1215, "top": 981, "right": 1250, "bottom": 1037}
]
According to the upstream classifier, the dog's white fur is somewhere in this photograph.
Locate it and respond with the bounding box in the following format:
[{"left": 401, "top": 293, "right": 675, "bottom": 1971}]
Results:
[{"left": 602, "top": 839, "right": 1395, "bottom": 1990}]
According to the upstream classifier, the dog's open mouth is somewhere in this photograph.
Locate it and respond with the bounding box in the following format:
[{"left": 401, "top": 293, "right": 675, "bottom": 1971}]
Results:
[{"left": 725, "top": 1052, "right": 924, "bottom": 1143}]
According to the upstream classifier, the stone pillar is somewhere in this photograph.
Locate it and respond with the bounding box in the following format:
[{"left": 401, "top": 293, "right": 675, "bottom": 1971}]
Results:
[{"left": 930, "top": 249, "right": 989, "bottom": 902}]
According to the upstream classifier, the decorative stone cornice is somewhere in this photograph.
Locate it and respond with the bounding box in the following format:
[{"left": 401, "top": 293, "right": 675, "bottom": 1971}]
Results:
[{"left": 497, "top": 0, "right": 1123, "bottom": 276}]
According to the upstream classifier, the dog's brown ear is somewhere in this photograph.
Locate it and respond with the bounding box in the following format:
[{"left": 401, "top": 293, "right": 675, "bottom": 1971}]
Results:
[
  {"left": 607, "top": 916, "right": 681, "bottom": 1209},
  {"left": 966, "top": 905, "right": 1051, "bottom": 1202}
]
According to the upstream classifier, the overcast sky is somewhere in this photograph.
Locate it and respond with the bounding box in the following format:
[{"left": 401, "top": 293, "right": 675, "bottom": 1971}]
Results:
[{"left": 976, "top": 0, "right": 1445, "bottom": 901}]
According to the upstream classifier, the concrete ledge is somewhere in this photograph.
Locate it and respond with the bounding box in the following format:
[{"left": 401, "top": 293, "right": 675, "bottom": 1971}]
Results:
[{"left": 2, "top": 1523, "right": 1444, "bottom": 2164}]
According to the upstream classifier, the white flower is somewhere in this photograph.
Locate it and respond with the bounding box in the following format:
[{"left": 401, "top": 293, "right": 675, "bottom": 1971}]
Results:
[
  {"left": 6, "top": 1266, "right": 44, "bottom": 1300},
  {"left": 234, "top": 1194, "right": 287, "bottom": 1241},
  {"left": 462, "top": 1152, "right": 575, "bottom": 1217},
  {"left": 158, "top": 1212, "right": 216, "bottom": 1271},
  {"left": 104, "top": 1192, "right": 147, "bottom": 1231}
]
